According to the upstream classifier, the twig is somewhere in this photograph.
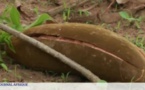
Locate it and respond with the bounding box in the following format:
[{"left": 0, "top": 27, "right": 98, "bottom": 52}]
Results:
[
  {"left": 81, "top": 3, "right": 98, "bottom": 11},
  {"left": 103, "top": 0, "right": 115, "bottom": 14},
  {"left": 0, "top": 23, "right": 101, "bottom": 82},
  {"left": 48, "top": 0, "right": 89, "bottom": 16},
  {"left": 131, "top": 4, "right": 145, "bottom": 14}
]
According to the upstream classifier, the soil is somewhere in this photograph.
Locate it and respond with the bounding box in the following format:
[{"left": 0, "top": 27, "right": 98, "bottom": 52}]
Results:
[{"left": 0, "top": 0, "right": 145, "bottom": 82}]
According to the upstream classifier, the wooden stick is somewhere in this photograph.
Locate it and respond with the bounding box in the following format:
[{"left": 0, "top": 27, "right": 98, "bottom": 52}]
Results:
[{"left": 0, "top": 23, "right": 101, "bottom": 82}]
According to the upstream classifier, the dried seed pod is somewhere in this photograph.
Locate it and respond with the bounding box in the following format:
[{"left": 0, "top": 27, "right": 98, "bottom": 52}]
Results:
[{"left": 8, "top": 23, "right": 145, "bottom": 82}]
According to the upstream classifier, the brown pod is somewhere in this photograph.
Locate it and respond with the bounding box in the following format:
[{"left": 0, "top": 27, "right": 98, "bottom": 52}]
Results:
[{"left": 8, "top": 23, "right": 145, "bottom": 82}]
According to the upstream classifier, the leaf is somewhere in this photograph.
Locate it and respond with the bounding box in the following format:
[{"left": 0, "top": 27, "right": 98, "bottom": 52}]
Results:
[
  {"left": 63, "top": 12, "right": 67, "bottom": 21},
  {"left": 137, "top": 17, "right": 143, "bottom": 22},
  {"left": 0, "top": 53, "right": 8, "bottom": 71},
  {"left": 10, "top": 6, "right": 21, "bottom": 27},
  {"left": 0, "top": 5, "right": 11, "bottom": 24},
  {"left": 97, "top": 80, "right": 108, "bottom": 88},
  {"left": 0, "top": 63, "right": 8, "bottom": 71},
  {"left": 0, "top": 32, "right": 15, "bottom": 52},
  {"left": 25, "top": 14, "right": 53, "bottom": 30},
  {"left": 127, "top": 18, "right": 136, "bottom": 22},
  {"left": 5, "top": 36, "right": 15, "bottom": 52},
  {"left": 119, "top": 11, "right": 130, "bottom": 20},
  {"left": 67, "top": 8, "right": 71, "bottom": 19},
  {"left": 0, "top": 32, "right": 8, "bottom": 43}
]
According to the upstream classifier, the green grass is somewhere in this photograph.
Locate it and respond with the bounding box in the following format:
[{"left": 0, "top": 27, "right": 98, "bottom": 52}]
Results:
[
  {"left": 78, "top": 10, "right": 90, "bottom": 16},
  {"left": 125, "top": 35, "right": 145, "bottom": 51},
  {"left": 63, "top": 7, "right": 71, "bottom": 21},
  {"left": 62, "top": 0, "right": 72, "bottom": 21},
  {"left": 132, "top": 36, "right": 145, "bottom": 50},
  {"left": 61, "top": 72, "right": 71, "bottom": 82},
  {"left": 14, "top": 65, "right": 22, "bottom": 81},
  {"left": 0, "top": 48, "right": 8, "bottom": 71},
  {"left": 119, "top": 11, "right": 144, "bottom": 29}
]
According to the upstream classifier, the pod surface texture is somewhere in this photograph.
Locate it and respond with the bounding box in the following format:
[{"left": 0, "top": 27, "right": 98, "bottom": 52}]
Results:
[{"left": 8, "top": 23, "right": 145, "bottom": 82}]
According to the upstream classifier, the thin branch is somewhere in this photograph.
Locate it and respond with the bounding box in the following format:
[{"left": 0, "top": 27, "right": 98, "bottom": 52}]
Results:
[
  {"left": 0, "top": 23, "right": 101, "bottom": 82},
  {"left": 81, "top": 3, "right": 98, "bottom": 11}
]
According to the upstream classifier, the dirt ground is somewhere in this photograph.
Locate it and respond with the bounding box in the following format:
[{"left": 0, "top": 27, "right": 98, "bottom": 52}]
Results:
[{"left": 0, "top": 0, "right": 145, "bottom": 82}]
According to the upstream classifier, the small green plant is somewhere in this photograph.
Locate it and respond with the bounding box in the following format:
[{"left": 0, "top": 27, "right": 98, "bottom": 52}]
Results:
[
  {"left": 0, "top": 32, "right": 14, "bottom": 52},
  {"left": 14, "top": 65, "right": 22, "bottom": 81},
  {"left": 132, "top": 36, "right": 145, "bottom": 50},
  {"left": 61, "top": 72, "right": 71, "bottom": 82},
  {"left": 2, "top": 78, "right": 9, "bottom": 82},
  {"left": 0, "top": 50, "right": 8, "bottom": 71},
  {"left": 125, "top": 34, "right": 145, "bottom": 51},
  {"left": 0, "top": 5, "right": 53, "bottom": 49},
  {"left": 0, "top": 5, "right": 53, "bottom": 45},
  {"left": 0, "top": 5, "right": 53, "bottom": 71},
  {"left": 62, "top": 1, "right": 72, "bottom": 21},
  {"left": 97, "top": 80, "right": 108, "bottom": 89},
  {"left": 33, "top": 7, "right": 39, "bottom": 16},
  {"left": 119, "top": 11, "right": 143, "bottom": 29},
  {"left": 63, "top": 7, "right": 71, "bottom": 21},
  {"left": 78, "top": 10, "right": 90, "bottom": 16},
  {"left": 115, "top": 21, "right": 121, "bottom": 30}
]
